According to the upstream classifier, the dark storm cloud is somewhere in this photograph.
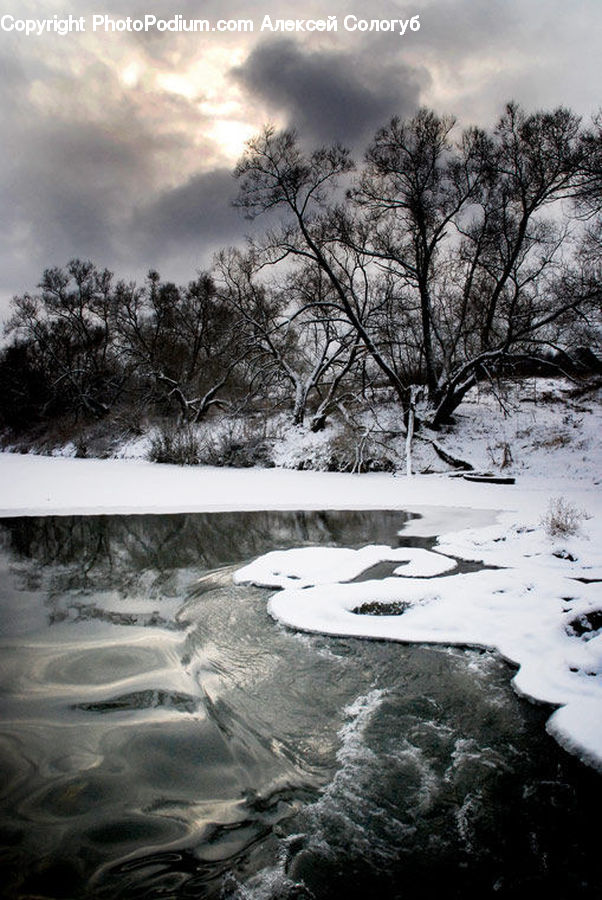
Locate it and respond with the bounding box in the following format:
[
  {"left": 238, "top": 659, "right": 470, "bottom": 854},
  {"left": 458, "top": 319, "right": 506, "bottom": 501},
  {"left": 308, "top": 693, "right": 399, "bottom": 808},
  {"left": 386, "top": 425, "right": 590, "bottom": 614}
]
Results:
[
  {"left": 0, "top": 41, "right": 222, "bottom": 306},
  {"left": 232, "top": 38, "right": 428, "bottom": 147},
  {"left": 0, "top": 108, "right": 160, "bottom": 298},
  {"left": 2, "top": 119, "right": 149, "bottom": 265},
  {"left": 131, "top": 168, "right": 247, "bottom": 256}
]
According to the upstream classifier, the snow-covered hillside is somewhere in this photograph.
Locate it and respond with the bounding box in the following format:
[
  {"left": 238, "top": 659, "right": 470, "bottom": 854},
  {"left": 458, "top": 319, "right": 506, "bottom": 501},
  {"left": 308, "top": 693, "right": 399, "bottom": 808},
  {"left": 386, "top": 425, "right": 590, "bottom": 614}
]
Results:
[{"left": 8, "top": 377, "right": 601, "bottom": 484}]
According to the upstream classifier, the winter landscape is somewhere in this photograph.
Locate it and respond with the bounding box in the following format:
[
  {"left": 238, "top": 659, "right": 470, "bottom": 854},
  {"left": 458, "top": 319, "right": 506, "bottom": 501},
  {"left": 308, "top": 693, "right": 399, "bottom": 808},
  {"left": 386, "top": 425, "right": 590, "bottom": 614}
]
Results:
[{"left": 1, "top": 1, "right": 601, "bottom": 898}]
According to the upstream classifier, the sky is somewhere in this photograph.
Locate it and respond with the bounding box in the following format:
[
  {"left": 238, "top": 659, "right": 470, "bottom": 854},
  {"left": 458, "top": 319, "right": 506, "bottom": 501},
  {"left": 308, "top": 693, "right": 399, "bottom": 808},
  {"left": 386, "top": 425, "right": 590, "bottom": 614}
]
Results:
[{"left": 0, "top": 0, "right": 600, "bottom": 317}]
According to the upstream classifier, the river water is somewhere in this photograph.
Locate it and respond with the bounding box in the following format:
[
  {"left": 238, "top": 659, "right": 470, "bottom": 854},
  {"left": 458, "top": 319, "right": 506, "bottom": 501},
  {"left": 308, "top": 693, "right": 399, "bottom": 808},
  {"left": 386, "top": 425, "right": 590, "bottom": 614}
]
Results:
[{"left": 0, "top": 511, "right": 600, "bottom": 899}]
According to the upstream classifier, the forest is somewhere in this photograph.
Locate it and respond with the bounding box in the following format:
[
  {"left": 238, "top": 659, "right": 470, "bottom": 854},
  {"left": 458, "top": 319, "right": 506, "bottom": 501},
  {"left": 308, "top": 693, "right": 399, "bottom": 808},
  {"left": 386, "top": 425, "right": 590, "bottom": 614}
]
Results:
[{"left": 0, "top": 102, "right": 600, "bottom": 471}]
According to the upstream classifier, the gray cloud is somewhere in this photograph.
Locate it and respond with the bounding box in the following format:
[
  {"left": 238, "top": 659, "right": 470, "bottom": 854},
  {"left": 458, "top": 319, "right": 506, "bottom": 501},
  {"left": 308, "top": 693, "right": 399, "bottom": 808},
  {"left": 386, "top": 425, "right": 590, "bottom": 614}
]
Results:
[
  {"left": 0, "top": 0, "right": 600, "bottom": 316},
  {"left": 0, "top": 41, "right": 227, "bottom": 308},
  {"left": 232, "top": 38, "right": 428, "bottom": 147},
  {"left": 132, "top": 168, "right": 247, "bottom": 257}
]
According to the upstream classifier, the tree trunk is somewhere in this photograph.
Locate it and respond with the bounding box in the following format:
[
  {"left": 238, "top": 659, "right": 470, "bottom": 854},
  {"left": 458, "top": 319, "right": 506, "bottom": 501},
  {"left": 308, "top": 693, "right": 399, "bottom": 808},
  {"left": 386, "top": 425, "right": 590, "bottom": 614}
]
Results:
[
  {"left": 404, "top": 385, "right": 421, "bottom": 476},
  {"left": 292, "top": 381, "right": 308, "bottom": 426},
  {"left": 430, "top": 375, "right": 477, "bottom": 429}
]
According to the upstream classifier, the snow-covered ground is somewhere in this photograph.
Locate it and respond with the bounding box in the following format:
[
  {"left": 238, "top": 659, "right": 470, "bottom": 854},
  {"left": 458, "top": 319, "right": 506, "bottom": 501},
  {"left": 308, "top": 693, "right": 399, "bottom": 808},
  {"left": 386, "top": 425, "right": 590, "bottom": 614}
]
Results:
[
  {"left": 11, "top": 377, "right": 601, "bottom": 482},
  {"left": 0, "top": 376, "right": 600, "bottom": 772},
  {"left": 0, "top": 450, "right": 562, "bottom": 517},
  {"left": 269, "top": 377, "right": 602, "bottom": 477}
]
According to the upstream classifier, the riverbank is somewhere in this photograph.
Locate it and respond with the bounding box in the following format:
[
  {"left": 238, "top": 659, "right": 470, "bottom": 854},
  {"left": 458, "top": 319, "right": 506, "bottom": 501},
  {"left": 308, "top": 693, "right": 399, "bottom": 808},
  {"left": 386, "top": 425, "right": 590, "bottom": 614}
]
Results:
[{"left": 3, "top": 377, "right": 601, "bottom": 483}]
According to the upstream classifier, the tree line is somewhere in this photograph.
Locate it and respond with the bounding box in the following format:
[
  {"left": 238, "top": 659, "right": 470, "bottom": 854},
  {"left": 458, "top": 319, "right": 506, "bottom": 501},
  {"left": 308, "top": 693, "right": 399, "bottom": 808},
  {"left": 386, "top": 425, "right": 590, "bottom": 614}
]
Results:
[{"left": 1, "top": 102, "right": 600, "bottom": 448}]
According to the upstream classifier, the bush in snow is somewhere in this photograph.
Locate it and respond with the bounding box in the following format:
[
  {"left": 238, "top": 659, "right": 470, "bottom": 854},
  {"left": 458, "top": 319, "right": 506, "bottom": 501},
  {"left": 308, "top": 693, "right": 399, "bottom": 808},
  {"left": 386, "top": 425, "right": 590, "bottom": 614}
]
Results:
[
  {"left": 148, "top": 423, "right": 202, "bottom": 466},
  {"left": 196, "top": 417, "right": 275, "bottom": 468},
  {"left": 541, "top": 496, "right": 588, "bottom": 538}
]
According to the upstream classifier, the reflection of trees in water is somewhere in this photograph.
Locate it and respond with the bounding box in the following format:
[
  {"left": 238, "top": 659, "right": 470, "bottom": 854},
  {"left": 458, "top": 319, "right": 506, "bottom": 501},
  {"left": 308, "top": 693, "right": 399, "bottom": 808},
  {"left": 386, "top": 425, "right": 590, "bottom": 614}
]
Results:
[
  {"left": 0, "top": 510, "right": 415, "bottom": 592},
  {"left": 1, "top": 510, "right": 415, "bottom": 571},
  {"left": 47, "top": 600, "right": 177, "bottom": 629},
  {"left": 0, "top": 509, "right": 416, "bottom": 631}
]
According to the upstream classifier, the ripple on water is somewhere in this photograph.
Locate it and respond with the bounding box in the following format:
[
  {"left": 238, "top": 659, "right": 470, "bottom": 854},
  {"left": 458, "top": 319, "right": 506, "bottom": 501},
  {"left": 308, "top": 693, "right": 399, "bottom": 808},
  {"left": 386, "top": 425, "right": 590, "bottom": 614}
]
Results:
[{"left": 42, "top": 641, "right": 174, "bottom": 686}]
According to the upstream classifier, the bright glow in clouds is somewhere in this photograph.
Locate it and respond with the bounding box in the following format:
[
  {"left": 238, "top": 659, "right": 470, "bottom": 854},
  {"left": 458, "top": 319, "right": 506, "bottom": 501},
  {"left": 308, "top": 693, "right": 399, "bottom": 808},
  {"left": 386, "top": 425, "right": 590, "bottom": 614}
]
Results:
[
  {"left": 149, "top": 49, "right": 261, "bottom": 160},
  {"left": 208, "top": 118, "right": 258, "bottom": 158},
  {"left": 120, "top": 61, "right": 140, "bottom": 87},
  {"left": 156, "top": 71, "right": 200, "bottom": 100}
]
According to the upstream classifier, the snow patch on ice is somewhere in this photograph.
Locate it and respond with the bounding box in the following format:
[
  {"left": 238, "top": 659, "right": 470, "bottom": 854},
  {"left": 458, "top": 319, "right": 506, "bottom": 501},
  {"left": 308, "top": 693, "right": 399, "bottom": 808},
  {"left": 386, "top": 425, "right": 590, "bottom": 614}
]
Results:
[
  {"left": 235, "top": 511, "right": 602, "bottom": 772},
  {"left": 234, "top": 545, "right": 456, "bottom": 589}
]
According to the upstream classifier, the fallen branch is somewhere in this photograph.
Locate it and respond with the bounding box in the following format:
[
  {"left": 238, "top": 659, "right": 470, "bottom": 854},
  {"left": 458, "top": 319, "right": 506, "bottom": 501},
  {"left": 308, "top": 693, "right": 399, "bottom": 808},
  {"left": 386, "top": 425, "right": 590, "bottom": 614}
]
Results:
[{"left": 415, "top": 434, "right": 474, "bottom": 471}]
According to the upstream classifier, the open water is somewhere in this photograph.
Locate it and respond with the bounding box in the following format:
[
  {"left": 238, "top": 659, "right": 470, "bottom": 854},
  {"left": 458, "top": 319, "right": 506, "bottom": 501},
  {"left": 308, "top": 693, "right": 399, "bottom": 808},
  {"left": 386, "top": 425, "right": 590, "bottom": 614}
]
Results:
[{"left": 0, "top": 511, "right": 600, "bottom": 899}]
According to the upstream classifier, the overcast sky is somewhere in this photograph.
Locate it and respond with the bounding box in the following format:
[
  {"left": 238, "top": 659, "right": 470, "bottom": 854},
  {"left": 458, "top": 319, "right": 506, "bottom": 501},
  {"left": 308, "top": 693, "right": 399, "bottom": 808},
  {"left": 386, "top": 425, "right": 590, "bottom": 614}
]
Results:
[{"left": 0, "top": 0, "right": 600, "bottom": 316}]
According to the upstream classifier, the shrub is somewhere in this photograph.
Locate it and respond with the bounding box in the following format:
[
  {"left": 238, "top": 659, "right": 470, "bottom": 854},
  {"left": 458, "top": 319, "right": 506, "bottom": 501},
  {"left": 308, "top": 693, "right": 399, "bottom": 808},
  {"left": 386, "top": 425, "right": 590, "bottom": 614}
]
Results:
[
  {"left": 206, "top": 419, "right": 274, "bottom": 468},
  {"left": 148, "top": 423, "right": 202, "bottom": 466},
  {"left": 326, "top": 426, "right": 397, "bottom": 473},
  {"left": 541, "top": 496, "right": 588, "bottom": 538}
]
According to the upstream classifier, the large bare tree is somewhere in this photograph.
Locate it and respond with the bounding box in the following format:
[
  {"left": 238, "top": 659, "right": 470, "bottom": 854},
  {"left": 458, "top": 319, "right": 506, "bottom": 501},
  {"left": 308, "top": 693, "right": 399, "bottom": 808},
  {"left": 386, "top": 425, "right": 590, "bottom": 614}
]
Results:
[{"left": 234, "top": 105, "right": 594, "bottom": 437}]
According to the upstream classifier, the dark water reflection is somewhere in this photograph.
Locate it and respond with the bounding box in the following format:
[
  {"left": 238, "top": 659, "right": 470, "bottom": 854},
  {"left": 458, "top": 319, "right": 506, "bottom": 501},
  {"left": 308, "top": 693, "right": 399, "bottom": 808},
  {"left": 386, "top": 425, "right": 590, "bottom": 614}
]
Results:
[{"left": 0, "top": 511, "right": 600, "bottom": 900}]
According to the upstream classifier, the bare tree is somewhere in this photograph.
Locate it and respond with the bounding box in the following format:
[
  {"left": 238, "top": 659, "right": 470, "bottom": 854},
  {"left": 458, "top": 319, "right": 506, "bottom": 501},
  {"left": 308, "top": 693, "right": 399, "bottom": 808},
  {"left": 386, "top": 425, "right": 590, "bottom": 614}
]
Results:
[
  {"left": 353, "top": 109, "right": 489, "bottom": 398},
  {"left": 234, "top": 127, "right": 416, "bottom": 417},
  {"left": 354, "top": 104, "right": 587, "bottom": 425},
  {"left": 114, "top": 270, "right": 244, "bottom": 423},
  {"left": 216, "top": 248, "right": 362, "bottom": 428},
  {"left": 6, "top": 260, "right": 126, "bottom": 421}
]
